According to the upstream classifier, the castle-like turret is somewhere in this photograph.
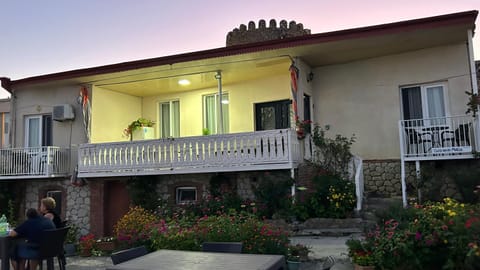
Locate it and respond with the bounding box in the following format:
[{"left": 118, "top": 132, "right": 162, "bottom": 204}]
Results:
[{"left": 226, "top": 19, "right": 311, "bottom": 47}]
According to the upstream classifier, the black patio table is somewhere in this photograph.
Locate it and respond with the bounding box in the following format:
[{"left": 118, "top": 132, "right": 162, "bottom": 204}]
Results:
[
  {"left": 106, "top": 249, "right": 286, "bottom": 270},
  {"left": 0, "top": 235, "right": 11, "bottom": 270}
]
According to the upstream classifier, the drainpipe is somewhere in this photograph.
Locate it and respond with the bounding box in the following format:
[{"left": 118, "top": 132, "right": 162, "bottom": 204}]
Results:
[
  {"left": 467, "top": 30, "right": 480, "bottom": 151},
  {"left": 215, "top": 71, "right": 224, "bottom": 134}
]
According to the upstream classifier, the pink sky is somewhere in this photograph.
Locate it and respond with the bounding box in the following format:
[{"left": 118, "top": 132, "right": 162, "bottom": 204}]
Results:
[{"left": 1, "top": 0, "right": 479, "bottom": 98}]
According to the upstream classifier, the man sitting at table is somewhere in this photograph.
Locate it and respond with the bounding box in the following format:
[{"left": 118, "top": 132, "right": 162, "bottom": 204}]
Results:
[{"left": 9, "top": 208, "right": 55, "bottom": 270}]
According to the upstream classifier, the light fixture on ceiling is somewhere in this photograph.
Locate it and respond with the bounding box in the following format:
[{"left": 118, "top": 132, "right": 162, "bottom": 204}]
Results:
[
  {"left": 221, "top": 99, "right": 229, "bottom": 104},
  {"left": 178, "top": 79, "right": 191, "bottom": 86}
]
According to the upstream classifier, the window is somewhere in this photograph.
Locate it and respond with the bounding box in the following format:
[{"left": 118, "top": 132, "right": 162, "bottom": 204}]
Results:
[
  {"left": 203, "top": 93, "right": 229, "bottom": 134},
  {"left": 159, "top": 100, "right": 180, "bottom": 138},
  {"left": 255, "top": 99, "right": 291, "bottom": 131},
  {"left": 25, "top": 115, "right": 52, "bottom": 147},
  {"left": 401, "top": 83, "right": 449, "bottom": 124},
  {"left": 175, "top": 187, "right": 197, "bottom": 204},
  {"left": 1, "top": 113, "right": 9, "bottom": 148}
]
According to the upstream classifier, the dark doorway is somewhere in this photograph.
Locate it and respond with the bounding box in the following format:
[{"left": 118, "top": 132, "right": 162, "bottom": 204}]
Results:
[{"left": 255, "top": 100, "right": 291, "bottom": 131}]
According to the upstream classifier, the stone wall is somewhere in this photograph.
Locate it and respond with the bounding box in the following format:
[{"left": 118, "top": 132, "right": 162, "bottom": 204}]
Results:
[
  {"left": 226, "top": 19, "right": 310, "bottom": 46},
  {"left": 25, "top": 179, "right": 90, "bottom": 235},
  {"left": 363, "top": 160, "right": 416, "bottom": 197}
]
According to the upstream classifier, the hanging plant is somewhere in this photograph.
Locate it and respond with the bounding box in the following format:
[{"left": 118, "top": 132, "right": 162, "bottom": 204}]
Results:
[{"left": 465, "top": 91, "right": 480, "bottom": 117}]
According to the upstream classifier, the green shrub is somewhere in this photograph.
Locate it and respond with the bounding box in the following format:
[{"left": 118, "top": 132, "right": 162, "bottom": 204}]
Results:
[
  {"left": 253, "top": 172, "right": 293, "bottom": 219},
  {"left": 114, "top": 206, "right": 158, "bottom": 249}
]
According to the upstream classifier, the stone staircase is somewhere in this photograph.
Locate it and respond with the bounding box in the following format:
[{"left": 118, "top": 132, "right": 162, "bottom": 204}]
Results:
[{"left": 361, "top": 195, "right": 404, "bottom": 229}]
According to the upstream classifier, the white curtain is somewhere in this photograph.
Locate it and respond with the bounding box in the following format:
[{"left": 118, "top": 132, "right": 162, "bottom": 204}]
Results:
[{"left": 27, "top": 117, "right": 40, "bottom": 147}]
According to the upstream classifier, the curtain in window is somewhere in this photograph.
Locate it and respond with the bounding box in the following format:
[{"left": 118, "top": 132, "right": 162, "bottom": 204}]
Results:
[
  {"left": 221, "top": 94, "right": 229, "bottom": 133},
  {"left": 161, "top": 103, "right": 170, "bottom": 138},
  {"left": 402, "top": 86, "right": 423, "bottom": 120},
  {"left": 171, "top": 100, "right": 180, "bottom": 137},
  {"left": 204, "top": 95, "right": 216, "bottom": 134},
  {"left": 27, "top": 118, "right": 40, "bottom": 147},
  {"left": 426, "top": 86, "right": 446, "bottom": 118}
]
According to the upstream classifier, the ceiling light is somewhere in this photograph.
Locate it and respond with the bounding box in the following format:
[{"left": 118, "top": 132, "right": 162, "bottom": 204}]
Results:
[
  {"left": 221, "top": 100, "right": 229, "bottom": 104},
  {"left": 178, "top": 79, "right": 190, "bottom": 86}
]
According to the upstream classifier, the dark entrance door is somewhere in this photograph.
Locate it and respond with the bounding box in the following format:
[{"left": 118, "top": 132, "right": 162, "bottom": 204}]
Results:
[
  {"left": 255, "top": 100, "right": 291, "bottom": 131},
  {"left": 104, "top": 181, "right": 130, "bottom": 236}
]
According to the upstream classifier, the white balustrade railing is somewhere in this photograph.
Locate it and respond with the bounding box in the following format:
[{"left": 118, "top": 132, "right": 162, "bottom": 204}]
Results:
[
  {"left": 78, "top": 129, "right": 302, "bottom": 177},
  {"left": 399, "top": 115, "right": 477, "bottom": 160},
  {"left": 0, "top": 146, "right": 70, "bottom": 178}
]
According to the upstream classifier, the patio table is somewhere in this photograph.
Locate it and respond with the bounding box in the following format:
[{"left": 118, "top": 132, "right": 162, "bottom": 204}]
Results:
[{"left": 106, "top": 249, "right": 286, "bottom": 270}]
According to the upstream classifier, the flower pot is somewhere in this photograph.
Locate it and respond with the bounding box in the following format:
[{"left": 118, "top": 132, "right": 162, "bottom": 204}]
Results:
[
  {"left": 96, "top": 241, "right": 116, "bottom": 252},
  {"left": 354, "top": 264, "right": 375, "bottom": 270},
  {"left": 64, "top": 243, "right": 76, "bottom": 257},
  {"left": 287, "top": 260, "right": 301, "bottom": 270},
  {"left": 79, "top": 249, "right": 92, "bottom": 257},
  {"left": 132, "top": 127, "right": 155, "bottom": 140}
]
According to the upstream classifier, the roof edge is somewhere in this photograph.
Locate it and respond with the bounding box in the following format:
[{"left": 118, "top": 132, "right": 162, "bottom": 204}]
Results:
[{"left": 7, "top": 10, "right": 478, "bottom": 88}]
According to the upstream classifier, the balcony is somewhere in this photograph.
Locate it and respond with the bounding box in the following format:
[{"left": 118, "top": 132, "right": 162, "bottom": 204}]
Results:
[
  {"left": 78, "top": 129, "right": 304, "bottom": 178},
  {"left": 399, "top": 115, "right": 478, "bottom": 161},
  {"left": 0, "top": 146, "right": 71, "bottom": 179}
]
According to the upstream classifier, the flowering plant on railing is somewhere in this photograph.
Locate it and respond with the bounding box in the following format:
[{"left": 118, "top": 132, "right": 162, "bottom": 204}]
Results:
[
  {"left": 295, "top": 119, "right": 312, "bottom": 140},
  {"left": 123, "top": 118, "right": 155, "bottom": 140}
]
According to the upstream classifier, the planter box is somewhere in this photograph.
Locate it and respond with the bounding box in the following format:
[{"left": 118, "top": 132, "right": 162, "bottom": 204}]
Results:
[
  {"left": 354, "top": 264, "right": 375, "bottom": 270},
  {"left": 132, "top": 127, "right": 155, "bottom": 140},
  {"left": 96, "top": 241, "right": 116, "bottom": 252}
]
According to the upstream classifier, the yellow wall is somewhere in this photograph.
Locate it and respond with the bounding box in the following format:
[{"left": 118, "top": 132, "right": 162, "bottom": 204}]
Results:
[
  {"left": 313, "top": 44, "right": 471, "bottom": 159},
  {"left": 142, "top": 73, "right": 291, "bottom": 137},
  {"left": 91, "top": 87, "right": 142, "bottom": 142}
]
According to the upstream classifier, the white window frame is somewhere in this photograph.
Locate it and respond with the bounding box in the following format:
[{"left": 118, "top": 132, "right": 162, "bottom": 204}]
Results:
[
  {"left": 25, "top": 115, "right": 42, "bottom": 147},
  {"left": 202, "top": 92, "right": 229, "bottom": 134},
  {"left": 400, "top": 82, "right": 450, "bottom": 121},
  {"left": 175, "top": 186, "right": 197, "bottom": 205},
  {"left": 158, "top": 100, "right": 180, "bottom": 138}
]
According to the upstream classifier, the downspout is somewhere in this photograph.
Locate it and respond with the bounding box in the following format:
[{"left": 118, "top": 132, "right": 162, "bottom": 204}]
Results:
[
  {"left": 215, "top": 71, "right": 224, "bottom": 134},
  {"left": 467, "top": 30, "right": 480, "bottom": 151}
]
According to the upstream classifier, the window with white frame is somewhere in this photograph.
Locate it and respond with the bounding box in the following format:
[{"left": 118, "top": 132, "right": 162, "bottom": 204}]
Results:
[
  {"left": 401, "top": 83, "right": 449, "bottom": 124},
  {"left": 159, "top": 100, "right": 180, "bottom": 138},
  {"left": 25, "top": 115, "right": 52, "bottom": 147},
  {"left": 203, "top": 93, "right": 229, "bottom": 134},
  {"left": 175, "top": 187, "right": 197, "bottom": 204}
]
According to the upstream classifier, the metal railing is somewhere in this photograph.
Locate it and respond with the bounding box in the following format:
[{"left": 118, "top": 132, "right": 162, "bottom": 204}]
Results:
[
  {"left": 399, "top": 115, "right": 477, "bottom": 160},
  {"left": 0, "top": 146, "right": 70, "bottom": 179},
  {"left": 78, "top": 129, "right": 302, "bottom": 178}
]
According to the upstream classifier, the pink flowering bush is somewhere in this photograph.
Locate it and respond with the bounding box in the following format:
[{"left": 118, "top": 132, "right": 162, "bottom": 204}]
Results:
[
  {"left": 149, "top": 212, "right": 290, "bottom": 256},
  {"left": 352, "top": 198, "right": 480, "bottom": 269}
]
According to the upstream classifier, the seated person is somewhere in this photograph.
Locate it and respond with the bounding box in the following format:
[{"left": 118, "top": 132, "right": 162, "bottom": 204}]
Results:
[
  {"left": 40, "top": 197, "right": 62, "bottom": 228},
  {"left": 9, "top": 208, "right": 55, "bottom": 270}
]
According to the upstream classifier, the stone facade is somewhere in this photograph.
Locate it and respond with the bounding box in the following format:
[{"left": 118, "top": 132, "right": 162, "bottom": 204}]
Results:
[
  {"left": 25, "top": 179, "right": 90, "bottom": 235},
  {"left": 363, "top": 160, "right": 416, "bottom": 197},
  {"left": 226, "top": 19, "right": 310, "bottom": 46}
]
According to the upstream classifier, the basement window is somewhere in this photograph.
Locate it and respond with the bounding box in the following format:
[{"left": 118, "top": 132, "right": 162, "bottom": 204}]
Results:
[{"left": 176, "top": 187, "right": 197, "bottom": 204}]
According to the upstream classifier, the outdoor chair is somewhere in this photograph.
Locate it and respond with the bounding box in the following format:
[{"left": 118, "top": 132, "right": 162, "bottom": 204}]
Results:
[
  {"left": 321, "top": 255, "right": 336, "bottom": 270},
  {"left": 404, "top": 128, "right": 432, "bottom": 154},
  {"left": 201, "top": 242, "right": 243, "bottom": 253},
  {"left": 25, "top": 226, "right": 70, "bottom": 270},
  {"left": 111, "top": 245, "right": 148, "bottom": 265},
  {"left": 441, "top": 123, "right": 471, "bottom": 147}
]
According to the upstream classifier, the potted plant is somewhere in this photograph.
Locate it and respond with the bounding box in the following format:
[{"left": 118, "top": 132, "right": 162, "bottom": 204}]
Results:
[
  {"left": 123, "top": 118, "right": 155, "bottom": 141},
  {"left": 295, "top": 119, "right": 312, "bottom": 140},
  {"left": 79, "top": 233, "right": 96, "bottom": 257},
  {"left": 64, "top": 223, "right": 79, "bottom": 256},
  {"left": 346, "top": 238, "right": 376, "bottom": 270},
  {"left": 465, "top": 91, "right": 480, "bottom": 117},
  {"left": 286, "top": 244, "right": 310, "bottom": 270},
  {"left": 95, "top": 236, "right": 117, "bottom": 253}
]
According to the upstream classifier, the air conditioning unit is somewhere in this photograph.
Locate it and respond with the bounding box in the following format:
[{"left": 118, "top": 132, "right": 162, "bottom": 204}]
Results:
[{"left": 53, "top": 104, "right": 75, "bottom": 121}]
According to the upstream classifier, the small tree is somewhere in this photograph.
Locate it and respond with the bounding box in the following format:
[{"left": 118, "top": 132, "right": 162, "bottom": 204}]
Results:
[{"left": 311, "top": 125, "right": 356, "bottom": 179}]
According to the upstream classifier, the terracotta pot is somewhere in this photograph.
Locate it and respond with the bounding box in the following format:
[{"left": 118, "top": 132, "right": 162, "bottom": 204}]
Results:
[
  {"left": 354, "top": 264, "right": 375, "bottom": 270},
  {"left": 96, "top": 241, "right": 116, "bottom": 252},
  {"left": 79, "top": 249, "right": 92, "bottom": 257}
]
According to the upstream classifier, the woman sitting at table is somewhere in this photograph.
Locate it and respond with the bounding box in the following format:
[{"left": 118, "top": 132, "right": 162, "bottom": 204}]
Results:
[
  {"left": 40, "top": 197, "right": 62, "bottom": 228},
  {"left": 9, "top": 208, "right": 55, "bottom": 270}
]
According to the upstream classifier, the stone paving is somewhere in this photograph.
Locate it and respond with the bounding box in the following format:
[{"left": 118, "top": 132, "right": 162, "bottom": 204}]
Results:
[{"left": 58, "top": 235, "right": 357, "bottom": 270}]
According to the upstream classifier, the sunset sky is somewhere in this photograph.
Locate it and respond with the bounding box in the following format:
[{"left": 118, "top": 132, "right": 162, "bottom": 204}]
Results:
[{"left": 1, "top": 0, "right": 479, "bottom": 98}]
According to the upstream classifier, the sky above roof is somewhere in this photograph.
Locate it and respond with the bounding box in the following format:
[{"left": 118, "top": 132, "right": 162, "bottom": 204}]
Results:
[{"left": 1, "top": 0, "right": 479, "bottom": 98}]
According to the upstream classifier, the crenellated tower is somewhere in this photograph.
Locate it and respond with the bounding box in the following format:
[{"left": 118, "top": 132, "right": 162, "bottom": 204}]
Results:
[{"left": 226, "top": 19, "right": 311, "bottom": 47}]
